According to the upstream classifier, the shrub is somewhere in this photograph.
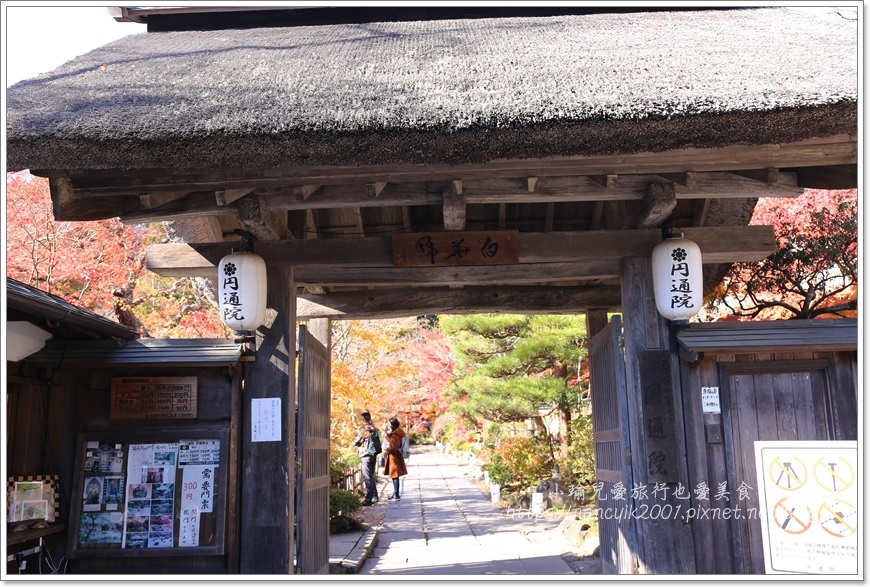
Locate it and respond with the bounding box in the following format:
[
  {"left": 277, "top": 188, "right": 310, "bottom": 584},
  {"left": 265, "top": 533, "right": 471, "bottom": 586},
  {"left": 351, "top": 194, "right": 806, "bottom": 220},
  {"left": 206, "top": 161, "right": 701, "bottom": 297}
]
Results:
[
  {"left": 408, "top": 430, "right": 434, "bottom": 445},
  {"left": 496, "top": 435, "right": 554, "bottom": 489},
  {"left": 437, "top": 416, "right": 472, "bottom": 452},
  {"left": 559, "top": 413, "right": 595, "bottom": 489},
  {"left": 482, "top": 453, "right": 512, "bottom": 486},
  {"left": 330, "top": 453, "right": 361, "bottom": 486},
  {"left": 329, "top": 488, "right": 367, "bottom": 534}
]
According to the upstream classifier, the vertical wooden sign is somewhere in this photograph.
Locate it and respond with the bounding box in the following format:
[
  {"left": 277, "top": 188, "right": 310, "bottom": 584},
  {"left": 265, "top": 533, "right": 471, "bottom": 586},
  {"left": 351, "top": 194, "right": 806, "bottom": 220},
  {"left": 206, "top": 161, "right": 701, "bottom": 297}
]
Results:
[{"left": 639, "top": 350, "right": 679, "bottom": 484}]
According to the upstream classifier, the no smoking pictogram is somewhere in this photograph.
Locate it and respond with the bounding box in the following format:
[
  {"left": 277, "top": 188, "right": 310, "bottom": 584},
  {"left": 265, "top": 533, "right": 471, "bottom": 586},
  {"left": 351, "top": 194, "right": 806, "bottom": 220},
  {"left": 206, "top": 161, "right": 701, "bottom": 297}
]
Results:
[
  {"left": 813, "top": 457, "right": 855, "bottom": 493},
  {"left": 772, "top": 497, "right": 813, "bottom": 534},
  {"left": 769, "top": 456, "right": 807, "bottom": 490}
]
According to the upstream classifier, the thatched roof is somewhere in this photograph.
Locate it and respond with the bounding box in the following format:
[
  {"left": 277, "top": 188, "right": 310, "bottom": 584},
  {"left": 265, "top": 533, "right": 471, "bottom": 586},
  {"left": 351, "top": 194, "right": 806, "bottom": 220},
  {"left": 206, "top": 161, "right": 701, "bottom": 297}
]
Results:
[{"left": 6, "top": 7, "right": 857, "bottom": 171}]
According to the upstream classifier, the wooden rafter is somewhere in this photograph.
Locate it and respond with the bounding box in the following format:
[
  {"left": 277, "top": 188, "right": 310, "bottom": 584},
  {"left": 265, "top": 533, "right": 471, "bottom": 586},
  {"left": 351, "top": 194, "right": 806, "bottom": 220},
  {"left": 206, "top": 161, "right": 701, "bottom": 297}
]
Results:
[
  {"left": 442, "top": 180, "right": 466, "bottom": 231},
  {"left": 215, "top": 187, "right": 255, "bottom": 206},
  {"left": 95, "top": 170, "right": 806, "bottom": 225},
  {"left": 297, "top": 285, "right": 623, "bottom": 320},
  {"left": 145, "top": 225, "right": 775, "bottom": 278},
  {"left": 623, "top": 181, "right": 678, "bottom": 229}
]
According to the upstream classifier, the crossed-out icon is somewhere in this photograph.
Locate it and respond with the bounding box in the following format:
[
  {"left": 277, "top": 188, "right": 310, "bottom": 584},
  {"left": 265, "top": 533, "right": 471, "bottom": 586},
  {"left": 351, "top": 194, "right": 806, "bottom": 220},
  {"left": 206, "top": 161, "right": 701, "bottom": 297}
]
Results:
[
  {"left": 813, "top": 457, "right": 855, "bottom": 493},
  {"left": 769, "top": 456, "right": 808, "bottom": 491},
  {"left": 772, "top": 497, "right": 813, "bottom": 534},
  {"left": 818, "top": 499, "right": 857, "bottom": 538}
]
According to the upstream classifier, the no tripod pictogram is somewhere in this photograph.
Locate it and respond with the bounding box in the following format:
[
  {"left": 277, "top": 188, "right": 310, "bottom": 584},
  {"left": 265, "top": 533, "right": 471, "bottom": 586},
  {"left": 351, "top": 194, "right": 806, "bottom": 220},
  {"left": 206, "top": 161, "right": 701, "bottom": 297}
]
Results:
[
  {"left": 772, "top": 497, "right": 812, "bottom": 535},
  {"left": 813, "top": 457, "right": 855, "bottom": 493},
  {"left": 769, "top": 456, "right": 807, "bottom": 491}
]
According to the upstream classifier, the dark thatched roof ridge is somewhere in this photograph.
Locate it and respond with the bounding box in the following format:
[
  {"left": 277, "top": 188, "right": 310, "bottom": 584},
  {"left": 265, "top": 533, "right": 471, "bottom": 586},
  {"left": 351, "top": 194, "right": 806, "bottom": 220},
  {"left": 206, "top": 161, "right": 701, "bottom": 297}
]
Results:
[{"left": 6, "top": 7, "right": 857, "bottom": 171}]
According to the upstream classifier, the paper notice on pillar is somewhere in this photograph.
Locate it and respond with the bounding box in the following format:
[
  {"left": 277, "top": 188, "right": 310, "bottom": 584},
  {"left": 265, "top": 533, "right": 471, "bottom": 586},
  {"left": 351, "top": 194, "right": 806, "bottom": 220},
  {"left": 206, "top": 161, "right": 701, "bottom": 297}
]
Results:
[
  {"left": 181, "top": 465, "right": 216, "bottom": 513},
  {"left": 178, "top": 506, "right": 200, "bottom": 547},
  {"left": 252, "top": 398, "right": 282, "bottom": 442}
]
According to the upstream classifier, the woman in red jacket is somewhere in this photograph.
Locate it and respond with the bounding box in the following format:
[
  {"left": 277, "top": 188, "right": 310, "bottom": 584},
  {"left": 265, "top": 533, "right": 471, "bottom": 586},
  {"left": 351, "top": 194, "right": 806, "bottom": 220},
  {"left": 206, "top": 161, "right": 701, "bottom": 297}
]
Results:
[{"left": 382, "top": 417, "right": 408, "bottom": 500}]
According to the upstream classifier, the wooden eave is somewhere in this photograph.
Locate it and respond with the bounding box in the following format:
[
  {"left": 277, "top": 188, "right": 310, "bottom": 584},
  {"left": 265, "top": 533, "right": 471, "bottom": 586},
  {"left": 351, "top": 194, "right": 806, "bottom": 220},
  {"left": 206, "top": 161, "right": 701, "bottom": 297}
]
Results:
[
  {"left": 6, "top": 277, "right": 138, "bottom": 341},
  {"left": 676, "top": 320, "right": 859, "bottom": 354},
  {"left": 23, "top": 338, "right": 243, "bottom": 369}
]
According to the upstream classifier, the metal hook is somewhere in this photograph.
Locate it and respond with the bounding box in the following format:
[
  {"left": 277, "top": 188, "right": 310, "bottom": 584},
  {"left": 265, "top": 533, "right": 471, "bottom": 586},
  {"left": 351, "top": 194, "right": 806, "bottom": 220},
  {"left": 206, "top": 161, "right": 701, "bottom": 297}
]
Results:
[{"left": 232, "top": 229, "right": 258, "bottom": 252}]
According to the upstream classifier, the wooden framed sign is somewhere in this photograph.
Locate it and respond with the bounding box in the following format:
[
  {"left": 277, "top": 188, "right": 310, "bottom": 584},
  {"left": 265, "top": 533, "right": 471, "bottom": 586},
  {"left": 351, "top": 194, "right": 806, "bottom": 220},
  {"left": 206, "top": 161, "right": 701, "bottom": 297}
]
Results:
[
  {"left": 391, "top": 230, "right": 520, "bottom": 267},
  {"left": 111, "top": 377, "right": 198, "bottom": 420}
]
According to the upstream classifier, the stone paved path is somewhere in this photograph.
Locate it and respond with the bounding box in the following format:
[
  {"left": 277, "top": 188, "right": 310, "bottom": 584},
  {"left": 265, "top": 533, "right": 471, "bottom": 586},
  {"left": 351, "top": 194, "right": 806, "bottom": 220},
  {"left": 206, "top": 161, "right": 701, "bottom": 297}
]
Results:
[{"left": 357, "top": 446, "right": 602, "bottom": 575}]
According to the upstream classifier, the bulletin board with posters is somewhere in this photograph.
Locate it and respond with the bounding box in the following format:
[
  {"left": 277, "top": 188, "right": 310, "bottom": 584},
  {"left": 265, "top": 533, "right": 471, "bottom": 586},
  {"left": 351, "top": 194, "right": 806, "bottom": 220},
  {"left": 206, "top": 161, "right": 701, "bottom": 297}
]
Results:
[{"left": 67, "top": 427, "right": 229, "bottom": 559}]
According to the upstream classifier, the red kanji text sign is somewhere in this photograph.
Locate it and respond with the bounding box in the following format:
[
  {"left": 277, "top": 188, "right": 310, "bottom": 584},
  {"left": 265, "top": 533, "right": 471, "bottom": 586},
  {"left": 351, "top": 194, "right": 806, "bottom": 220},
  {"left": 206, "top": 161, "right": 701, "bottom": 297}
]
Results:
[{"left": 391, "top": 231, "right": 519, "bottom": 267}]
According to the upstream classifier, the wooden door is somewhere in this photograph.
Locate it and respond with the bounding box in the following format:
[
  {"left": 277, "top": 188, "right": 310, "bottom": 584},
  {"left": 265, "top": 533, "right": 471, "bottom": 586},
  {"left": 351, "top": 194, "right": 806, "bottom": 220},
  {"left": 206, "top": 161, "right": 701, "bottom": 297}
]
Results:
[
  {"left": 722, "top": 362, "right": 839, "bottom": 574},
  {"left": 589, "top": 315, "right": 637, "bottom": 574},
  {"left": 295, "top": 326, "right": 331, "bottom": 574}
]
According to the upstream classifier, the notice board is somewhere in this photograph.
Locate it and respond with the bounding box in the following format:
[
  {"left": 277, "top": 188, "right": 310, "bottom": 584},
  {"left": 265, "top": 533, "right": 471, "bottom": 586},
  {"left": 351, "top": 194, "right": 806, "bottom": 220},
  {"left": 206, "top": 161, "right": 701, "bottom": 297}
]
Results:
[
  {"left": 755, "top": 440, "right": 858, "bottom": 575},
  {"left": 68, "top": 427, "right": 229, "bottom": 559}
]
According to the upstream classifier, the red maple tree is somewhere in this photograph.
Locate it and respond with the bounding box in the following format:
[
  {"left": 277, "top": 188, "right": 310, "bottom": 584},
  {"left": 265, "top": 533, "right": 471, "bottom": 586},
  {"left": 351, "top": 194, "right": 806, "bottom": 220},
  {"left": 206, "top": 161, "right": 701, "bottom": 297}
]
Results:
[
  {"left": 707, "top": 188, "right": 858, "bottom": 320},
  {"left": 6, "top": 171, "right": 150, "bottom": 319},
  {"left": 6, "top": 171, "right": 230, "bottom": 338}
]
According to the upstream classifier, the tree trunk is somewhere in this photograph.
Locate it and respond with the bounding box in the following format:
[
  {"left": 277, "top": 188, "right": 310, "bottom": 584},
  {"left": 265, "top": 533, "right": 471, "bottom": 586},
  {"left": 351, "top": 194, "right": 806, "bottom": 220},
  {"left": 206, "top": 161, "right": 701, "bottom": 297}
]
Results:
[{"left": 558, "top": 407, "right": 571, "bottom": 460}]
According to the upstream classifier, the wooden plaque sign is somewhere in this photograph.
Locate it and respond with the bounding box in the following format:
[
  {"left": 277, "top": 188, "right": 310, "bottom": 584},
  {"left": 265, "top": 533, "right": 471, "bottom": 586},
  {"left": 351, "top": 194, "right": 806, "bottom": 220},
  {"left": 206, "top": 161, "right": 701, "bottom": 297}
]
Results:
[
  {"left": 391, "top": 231, "right": 520, "bottom": 267},
  {"left": 110, "top": 377, "right": 198, "bottom": 420},
  {"left": 638, "top": 350, "right": 678, "bottom": 484}
]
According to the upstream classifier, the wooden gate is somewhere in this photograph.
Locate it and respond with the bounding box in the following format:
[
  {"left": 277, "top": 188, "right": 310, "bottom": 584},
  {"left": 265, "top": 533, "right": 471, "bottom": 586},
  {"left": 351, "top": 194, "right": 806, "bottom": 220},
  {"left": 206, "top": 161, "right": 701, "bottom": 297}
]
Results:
[
  {"left": 721, "top": 361, "right": 848, "bottom": 574},
  {"left": 589, "top": 315, "right": 637, "bottom": 574},
  {"left": 295, "top": 326, "right": 331, "bottom": 574}
]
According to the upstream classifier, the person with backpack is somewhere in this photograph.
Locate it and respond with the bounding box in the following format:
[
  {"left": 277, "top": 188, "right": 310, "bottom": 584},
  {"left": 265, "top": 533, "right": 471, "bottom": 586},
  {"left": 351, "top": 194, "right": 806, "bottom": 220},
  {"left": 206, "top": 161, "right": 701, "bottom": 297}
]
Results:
[
  {"left": 382, "top": 417, "right": 409, "bottom": 500},
  {"left": 353, "top": 410, "right": 381, "bottom": 506}
]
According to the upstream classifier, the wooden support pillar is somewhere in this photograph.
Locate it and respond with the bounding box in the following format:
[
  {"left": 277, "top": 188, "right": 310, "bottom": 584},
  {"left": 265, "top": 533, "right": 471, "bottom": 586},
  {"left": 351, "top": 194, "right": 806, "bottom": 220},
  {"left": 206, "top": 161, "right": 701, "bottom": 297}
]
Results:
[
  {"left": 585, "top": 308, "right": 609, "bottom": 340},
  {"left": 240, "top": 266, "right": 296, "bottom": 573},
  {"left": 619, "top": 257, "right": 695, "bottom": 574}
]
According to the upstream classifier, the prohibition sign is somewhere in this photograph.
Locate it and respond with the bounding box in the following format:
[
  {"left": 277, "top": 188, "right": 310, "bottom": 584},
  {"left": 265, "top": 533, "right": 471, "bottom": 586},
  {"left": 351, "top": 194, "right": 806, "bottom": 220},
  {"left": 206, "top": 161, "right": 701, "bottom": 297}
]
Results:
[
  {"left": 818, "top": 499, "right": 857, "bottom": 538},
  {"left": 772, "top": 497, "right": 812, "bottom": 534},
  {"left": 768, "top": 456, "right": 808, "bottom": 491},
  {"left": 813, "top": 457, "right": 855, "bottom": 493}
]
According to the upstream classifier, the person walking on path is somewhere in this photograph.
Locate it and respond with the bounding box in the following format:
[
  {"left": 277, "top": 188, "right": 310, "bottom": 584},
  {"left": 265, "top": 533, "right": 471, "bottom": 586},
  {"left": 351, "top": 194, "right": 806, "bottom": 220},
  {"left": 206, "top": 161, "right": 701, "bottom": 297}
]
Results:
[
  {"left": 382, "top": 417, "right": 408, "bottom": 500},
  {"left": 353, "top": 410, "right": 381, "bottom": 506}
]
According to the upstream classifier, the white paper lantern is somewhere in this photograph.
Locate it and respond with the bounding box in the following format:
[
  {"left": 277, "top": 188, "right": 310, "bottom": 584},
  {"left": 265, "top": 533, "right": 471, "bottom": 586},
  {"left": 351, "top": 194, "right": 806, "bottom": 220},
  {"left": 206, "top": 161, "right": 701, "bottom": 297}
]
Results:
[
  {"left": 652, "top": 236, "right": 703, "bottom": 322},
  {"left": 218, "top": 252, "right": 267, "bottom": 331}
]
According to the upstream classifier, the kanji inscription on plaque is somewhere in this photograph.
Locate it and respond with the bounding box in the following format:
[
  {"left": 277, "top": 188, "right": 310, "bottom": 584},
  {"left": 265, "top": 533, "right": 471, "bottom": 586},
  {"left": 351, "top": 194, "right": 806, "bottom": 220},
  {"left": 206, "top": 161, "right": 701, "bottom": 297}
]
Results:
[{"left": 391, "top": 231, "right": 520, "bottom": 267}]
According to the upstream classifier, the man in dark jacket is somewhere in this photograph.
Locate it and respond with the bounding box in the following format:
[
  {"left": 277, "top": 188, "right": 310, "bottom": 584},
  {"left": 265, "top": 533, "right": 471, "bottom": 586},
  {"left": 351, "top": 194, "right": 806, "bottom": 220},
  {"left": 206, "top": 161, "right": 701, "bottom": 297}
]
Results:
[{"left": 353, "top": 410, "right": 380, "bottom": 506}]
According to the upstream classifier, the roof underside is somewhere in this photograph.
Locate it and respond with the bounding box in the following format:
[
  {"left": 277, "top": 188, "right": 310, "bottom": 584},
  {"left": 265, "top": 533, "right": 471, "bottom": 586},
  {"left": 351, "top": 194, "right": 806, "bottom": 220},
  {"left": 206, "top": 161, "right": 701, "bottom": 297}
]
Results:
[{"left": 5, "top": 7, "right": 858, "bottom": 320}]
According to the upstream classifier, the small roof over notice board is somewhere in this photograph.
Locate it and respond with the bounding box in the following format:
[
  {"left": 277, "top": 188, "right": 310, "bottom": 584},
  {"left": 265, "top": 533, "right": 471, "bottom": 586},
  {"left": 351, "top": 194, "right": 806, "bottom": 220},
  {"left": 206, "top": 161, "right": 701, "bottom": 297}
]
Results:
[
  {"left": 24, "top": 338, "right": 243, "bottom": 369},
  {"left": 676, "top": 319, "right": 858, "bottom": 355}
]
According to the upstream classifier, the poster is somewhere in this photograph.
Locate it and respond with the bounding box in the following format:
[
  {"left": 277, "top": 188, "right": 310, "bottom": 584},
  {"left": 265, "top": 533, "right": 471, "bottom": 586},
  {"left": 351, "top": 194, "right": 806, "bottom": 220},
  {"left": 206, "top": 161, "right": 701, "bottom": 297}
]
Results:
[
  {"left": 178, "top": 439, "right": 220, "bottom": 546},
  {"left": 72, "top": 434, "right": 225, "bottom": 556},
  {"left": 755, "top": 441, "right": 859, "bottom": 575},
  {"left": 122, "top": 443, "right": 179, "bottom": 549}
]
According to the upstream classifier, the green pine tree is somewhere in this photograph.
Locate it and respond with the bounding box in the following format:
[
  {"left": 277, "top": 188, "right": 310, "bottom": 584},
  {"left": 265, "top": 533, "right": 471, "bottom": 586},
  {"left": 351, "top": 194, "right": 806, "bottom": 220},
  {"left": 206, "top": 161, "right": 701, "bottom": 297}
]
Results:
[{"left": 440, "top": 314, "right": 587, "bottom": 460}]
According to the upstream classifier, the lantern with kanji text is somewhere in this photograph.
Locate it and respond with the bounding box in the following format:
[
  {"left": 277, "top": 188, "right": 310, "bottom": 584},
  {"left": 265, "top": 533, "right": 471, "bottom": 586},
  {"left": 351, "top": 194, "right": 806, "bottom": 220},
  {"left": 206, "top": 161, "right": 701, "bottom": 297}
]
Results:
[
  {"left": 652, "top": 230, "right": 703, "bottom": 322},
  {"left": 218, "top": 251, "right": 267, "bottom": 331}
]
